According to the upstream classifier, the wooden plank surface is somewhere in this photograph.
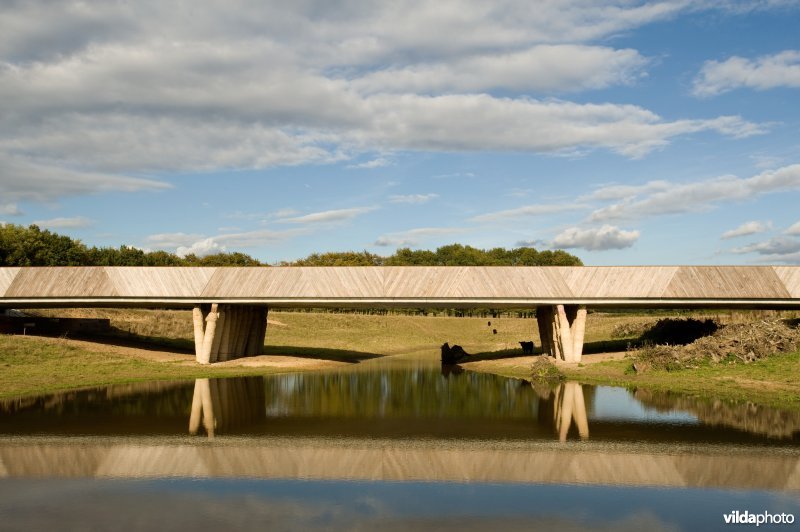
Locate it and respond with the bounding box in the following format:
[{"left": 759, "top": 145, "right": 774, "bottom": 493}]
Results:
[
  {"left": 4, "top": 267, "right": 118, "bottom": 298},
  {"left": 106, "top": 267, "right": 216, "bottom": 297},
  {"left": 0, "top": 267, "right": 20, "bottom": 297},
  {"left": 0, "top": 266, "right": 799, "bottom": 302}
]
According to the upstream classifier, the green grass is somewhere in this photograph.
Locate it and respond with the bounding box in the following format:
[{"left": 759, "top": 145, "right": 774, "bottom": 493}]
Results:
[
  {"left": 559, "top": 353, "right": 799, "bottom": 412},
  {"left": 0, "top": 335, "right": 367, "bottom": 399},
  {"left": 6, "top": 308, "right": 800, "bottom": 410}
]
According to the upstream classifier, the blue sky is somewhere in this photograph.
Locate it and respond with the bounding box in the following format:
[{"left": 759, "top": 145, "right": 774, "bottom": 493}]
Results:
[{"left": 2, "top": 1, "right": 800, "bottom": 265}]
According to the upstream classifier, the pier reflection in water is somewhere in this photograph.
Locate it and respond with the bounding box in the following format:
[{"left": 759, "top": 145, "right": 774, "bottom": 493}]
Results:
[
  {"left": 188, "top": 377, "right": 265, "bottom": 437},
  {"left": 553, "top": 382, "right": 589, "bottom": 442}
]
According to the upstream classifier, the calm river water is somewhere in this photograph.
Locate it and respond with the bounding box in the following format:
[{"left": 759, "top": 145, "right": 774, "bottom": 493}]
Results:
[{"left": 1, "top": 355, "right": 798, "bottom": 530}]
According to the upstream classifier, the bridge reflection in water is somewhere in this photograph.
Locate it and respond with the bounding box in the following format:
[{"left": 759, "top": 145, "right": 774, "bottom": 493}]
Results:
[{"left": 1, "top": 368, "right": 799, "bottom": 490}]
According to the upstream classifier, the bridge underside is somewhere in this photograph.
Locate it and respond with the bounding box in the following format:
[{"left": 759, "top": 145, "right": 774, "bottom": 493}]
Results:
[
  {"left": 186, "top": 302, "right": 590, "bottom": 364},
  {"left": 2, "top": 265, "right": 800, "bottom": 364}
]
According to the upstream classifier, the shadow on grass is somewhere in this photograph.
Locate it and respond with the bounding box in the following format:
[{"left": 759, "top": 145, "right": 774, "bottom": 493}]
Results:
[
  {"left": 466, "top": 338, "right": 636, "bottom": 362},
  {"left": 263, "top": 345, "right": 382, "bottom": 363},
  {"left": 61, "top": 328, "right": 382, "bottom": 364},
  {"left": 52, "top": 329, "right": 196, "bottom": 354}
]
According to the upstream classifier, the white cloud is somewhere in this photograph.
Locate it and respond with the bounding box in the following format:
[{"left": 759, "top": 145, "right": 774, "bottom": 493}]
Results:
[
  {"left": 721, "top": 220, "right": 772, "bottom": 239},
  {"left": 731, "top": 236, "right": 800, "bottom": 255},
  {"left": 0, "top": 203, "right": 22, "bottom": 216},
  {"left": 348, "top": 157, "right": 391, "bottom": 169},
  {"left": 278, "top": 206, "right": 378, "bottom": 224},
  {"left": 590, "top": 164, "right": 800, "bottom": 221},
  {"left": 515, "top": 239, "right": 547, "bottom": 248},
  {"left": 31, "top": 216, "right": 93, "bottom": 229},
  {"left": 149, "top": 227, "right": 305, "bottom": 257},
  {"left": 0, "top": 0, "right": 778, "bottom": 205},
  {"left": 353, "top": 45, "right": 648, "bottom": 94},
  {"left": 472, "top": 203, "right": 587, "bottom": 223},
  {"left": 389, "top": 193, "right": 439, "bottom": 204},
  {"left": 145, "top": 232, "right": 205, "bottom": 249},
  {"left": 552, "top": 225, "right": 640, "bottom": 251},
  {"left": 786, "top": 221, "right": 800, "bottom": 235},
  {"left": 374, "top": 227, "right": 465, "bottom": 247},
  {"left": 693, "top": 50, "right": 800, "bottom": 97},
  {"left": 0, "top": 153, "right": 170, "bottom": 202},
  {"left": 582, "top": 181, "right": 671, "bottom": 201},
  {"left": 176, "top": 238, "right": 225, "bottom": 258}
]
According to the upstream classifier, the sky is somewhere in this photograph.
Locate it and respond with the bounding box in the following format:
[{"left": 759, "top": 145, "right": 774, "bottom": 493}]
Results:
[{"left": 2, "top": 0, "right": 800, "bottom": 265}]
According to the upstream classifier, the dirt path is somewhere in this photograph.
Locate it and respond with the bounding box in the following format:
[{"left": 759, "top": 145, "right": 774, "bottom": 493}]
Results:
[{"left": 461, "top": 351, "right": 627, "bottom": 376}]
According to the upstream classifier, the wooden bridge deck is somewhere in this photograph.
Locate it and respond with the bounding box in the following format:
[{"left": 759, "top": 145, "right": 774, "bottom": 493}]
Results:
[{"left": 1, "top": 266, "right": 799, "bottom": 309}]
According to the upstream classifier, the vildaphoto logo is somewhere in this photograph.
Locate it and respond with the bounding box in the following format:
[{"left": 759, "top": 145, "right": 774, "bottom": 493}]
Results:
[{"left": 723, "top": 510, "right": 795, "bottom": 526}]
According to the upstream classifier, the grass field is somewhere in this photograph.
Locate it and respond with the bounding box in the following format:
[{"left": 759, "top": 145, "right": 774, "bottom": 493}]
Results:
[{"left": 3, "top": 308, "right": 798, "bottom": 409}]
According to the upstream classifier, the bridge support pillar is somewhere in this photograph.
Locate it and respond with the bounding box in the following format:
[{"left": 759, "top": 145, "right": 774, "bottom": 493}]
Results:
[
  {"left": 192, "top": 304, "right": 268, "bottom": 364},
  {"left": 536, "top": 304, "right": 586, "bottom": 362}
]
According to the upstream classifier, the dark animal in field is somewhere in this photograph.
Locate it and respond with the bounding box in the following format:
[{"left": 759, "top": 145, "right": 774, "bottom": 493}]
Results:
[
  {"left": 519, "top": 341, "right": 534, "bottom": 354},
  {"left": 492, "top": 329, "right": 497, "bottom": 334},
  {"left": 487, "top": 321, "right": 491, "bottom": 326},
  {"left": 441, "top": 342, "right": 470, "bottom": 364}
]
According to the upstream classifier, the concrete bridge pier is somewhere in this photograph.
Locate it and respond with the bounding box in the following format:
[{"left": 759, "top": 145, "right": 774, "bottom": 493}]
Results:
[
  {"left": 536, "top": 304, "right": 587, "bottom": 363},
  {"left": 192, "top": 304, "right": 268, "bottom": 364}
]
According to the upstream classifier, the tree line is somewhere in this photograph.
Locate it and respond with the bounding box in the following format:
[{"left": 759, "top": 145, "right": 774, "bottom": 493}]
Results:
[{"left": 0, "top": 223, "right": 582, "bottom": 267}]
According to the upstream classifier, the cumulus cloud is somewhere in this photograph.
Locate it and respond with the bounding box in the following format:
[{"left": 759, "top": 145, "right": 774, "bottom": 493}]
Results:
[
  {"left": 0, "top": 0, "right": 778, "bottom": 205},
  {"left": 374, "top": 227, "right": 465, "bottom": 247},
  {"left": 552, "top": 225, "right": 640, "bottom": 251},
  {"left": 693, "top": 50, "right": 800, "bottom": 97},
  {"left": 176, "top": 238, "right": 225, "bottom": 258},
  {"left": 786, "top": 221, "right": 800, "bottom": 235},
  {"left": 389, "top": 194, "right": 439, "bottom": 204},
  {"left": 731, "top": 236, "right": 800, "bottom": 255},
  {"left": 590, "top": 164, "right": 800, "bottom": 221},
  {"left": 277, "top": 206, "right": 378, "bottom": 224},
  {"left": 472, "top": 203, "right": 587, "bottom": 222},
  {"left": 31, "top": 216, "right": 93, "bottom": 229},
  {"left": 721, "top": 220, "right": 772, "bottom": 239}
]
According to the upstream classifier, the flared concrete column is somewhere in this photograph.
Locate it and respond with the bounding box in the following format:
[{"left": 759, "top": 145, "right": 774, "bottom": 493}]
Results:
[
  {"left": 193, "top": 304, "right": 269, "bottom": 364},
  {"left": 535, "top": 304, "right": 587, "bottom": 362}
]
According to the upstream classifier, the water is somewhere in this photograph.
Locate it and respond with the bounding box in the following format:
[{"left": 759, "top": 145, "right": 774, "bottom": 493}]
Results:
[{"left": 1, "top": 356, "right": 798, "bottom": 530}]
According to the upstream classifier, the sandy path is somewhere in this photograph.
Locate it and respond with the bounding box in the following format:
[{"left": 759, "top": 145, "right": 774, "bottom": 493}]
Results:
[{"left": 461, "top": 351, "right": 628, "bottom": 375}]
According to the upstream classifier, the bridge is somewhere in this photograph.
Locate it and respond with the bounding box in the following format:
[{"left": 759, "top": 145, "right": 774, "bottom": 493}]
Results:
[{"left": 1, "top": 266, "right": 799, "bottom": 364}]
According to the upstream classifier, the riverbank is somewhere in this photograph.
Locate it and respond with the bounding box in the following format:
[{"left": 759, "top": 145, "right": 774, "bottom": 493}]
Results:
[
  {"left": 461, "top": 350, "right": 800, "bottom": 412},
  {"left": 1, "top": 309, "right": 798, "bottom": 409}
]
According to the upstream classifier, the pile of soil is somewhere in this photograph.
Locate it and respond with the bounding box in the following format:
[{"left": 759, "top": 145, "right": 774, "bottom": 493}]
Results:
[{"left": 632, "top": 319, "right": 800, "bottom": 372}]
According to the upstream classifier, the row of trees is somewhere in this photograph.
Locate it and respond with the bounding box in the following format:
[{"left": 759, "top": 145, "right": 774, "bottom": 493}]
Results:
[
  {"left": 289, "top": 245, "right": 582, "bottom": 266},
  {"left": 0, "top": 223, "right": 582, "bottom": 267}
]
